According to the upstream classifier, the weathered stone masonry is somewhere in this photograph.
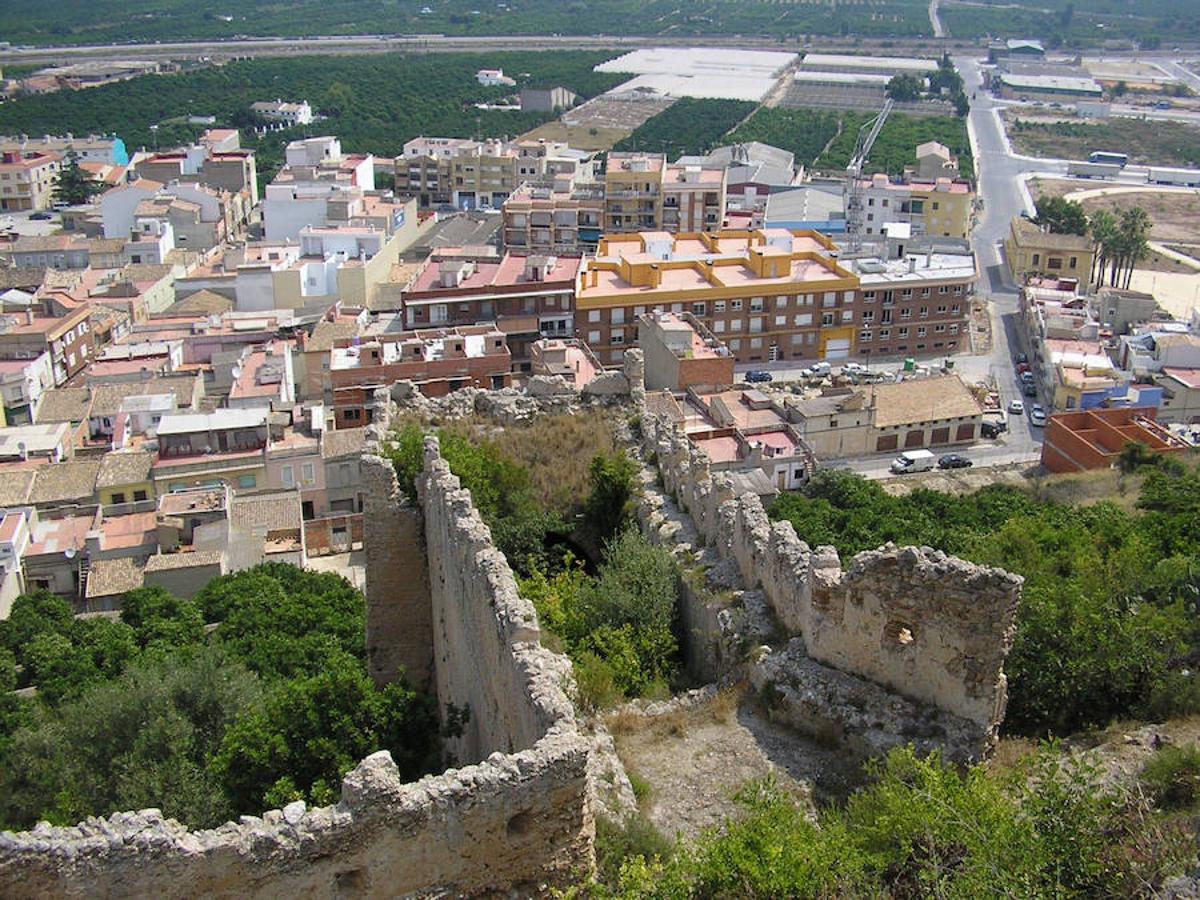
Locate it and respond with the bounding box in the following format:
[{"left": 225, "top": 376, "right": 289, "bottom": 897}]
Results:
[
  {"left": 641, "top": 410, "right": 1022, "bottom": 756},
  {"left": 0, "top": 405, "right": 597, "bottom": 899}
]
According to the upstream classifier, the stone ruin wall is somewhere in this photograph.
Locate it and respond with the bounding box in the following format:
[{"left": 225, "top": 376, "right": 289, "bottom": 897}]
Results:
[
  {"left": 644, "top": 411, "right": 1022, "bottom": 746},
  {"left": 0, "top": 394, "right": 597, "bottom": 898}
]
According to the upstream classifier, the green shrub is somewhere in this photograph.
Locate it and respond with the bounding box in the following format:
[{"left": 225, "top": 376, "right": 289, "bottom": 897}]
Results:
[
  {"left": 1142, "top": 744, "right": 1200, "bottom": 811},
  {"left": 594, "top": 813, "right": 674, "bottom": 889}
]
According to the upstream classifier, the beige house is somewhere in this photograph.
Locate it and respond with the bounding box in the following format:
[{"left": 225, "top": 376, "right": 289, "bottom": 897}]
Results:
[
  {"left": 0, "top": 151, "right": 61, "bottom": 212},
  {"left": 785, "top": 375, "right": 984, "bottom": 457},
  {"left": 1004, "top": 217, "right": 1094, "bottom": 289}
]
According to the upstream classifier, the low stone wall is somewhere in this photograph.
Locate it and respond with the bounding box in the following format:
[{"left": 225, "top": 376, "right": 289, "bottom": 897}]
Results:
[{"left": 642, "top": 412, "right": 1022, "bottom": 752}]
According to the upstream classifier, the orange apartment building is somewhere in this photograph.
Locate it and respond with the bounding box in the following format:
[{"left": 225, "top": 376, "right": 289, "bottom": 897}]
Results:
[
  {"left": 575, "top": 228, "right": 860, "bottom": 366},
  {"left": 1040, "top": 406, "right": 1192, "bottom": 473}
]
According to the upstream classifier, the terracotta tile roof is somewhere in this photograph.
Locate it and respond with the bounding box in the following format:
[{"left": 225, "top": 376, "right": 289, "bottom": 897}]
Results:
[
  {"left": 29, "top": 459, "right": 102, "bottom": 505},
  {"left": 871, "top": 375, "right": 983, "bottom": 429},
  {"left": 320, "top": 427, "right": 366, "bottom": 460},
  {"left": 0, "top": 468, "right": 36, "bottom": 506},
  {"left": 35, "top": 388, "right": 92, "bottom": 424},
  {"left": 230, "top": 491, "right": 302, "bottom": 533},
  {"left": 307, "top": 319, "right": 361, "bottom": 352},
  {"left": 85, "top": 556, "right": 145, "bottom": 599},
  {"left": 145, "top": 550, "right": 223, "bottom": 571},
  {"left": 96, "top": 450, "right": 154, "bottom": 488}
]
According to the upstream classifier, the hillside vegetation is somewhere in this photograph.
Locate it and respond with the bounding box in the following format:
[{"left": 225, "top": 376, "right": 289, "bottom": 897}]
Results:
[
  {"left": 0, "top": 0, "right": 932, "bottom": 45},
  {"left": 0, "top": 52, "right": 626, "bottom": 175}
]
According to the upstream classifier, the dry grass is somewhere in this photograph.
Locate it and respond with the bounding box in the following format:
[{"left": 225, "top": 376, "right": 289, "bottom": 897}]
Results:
[
  {"left": 1028, "top": 468, "right": 1145, "bottom": 511},
  {"left": 518, "top": 121, "right": 631, "bottom": 151},
  {"left": 490, "top": 411, "right": 623, "bottom": 512}
]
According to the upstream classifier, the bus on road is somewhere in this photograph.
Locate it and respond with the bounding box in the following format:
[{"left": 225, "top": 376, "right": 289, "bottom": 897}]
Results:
[{"left": 1089, "top": 151, "right": 1129, "bottom": 167}]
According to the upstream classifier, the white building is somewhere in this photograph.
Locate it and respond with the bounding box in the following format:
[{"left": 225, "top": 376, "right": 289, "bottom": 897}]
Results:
[
  {"left": 0, "top": 352, "right": 54, "bottom": 425},
  {"left": 250, "top": 99, "right": 315, "bottom": 126},
  {"left": 476, "top": 68, "right": 516, "bottom": 86},
  {"left": 263, "top": 137, "right": 377, "bottom": 241}
]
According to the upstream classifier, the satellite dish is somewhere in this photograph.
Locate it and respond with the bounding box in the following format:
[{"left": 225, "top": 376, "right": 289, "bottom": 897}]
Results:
[{"left": 64, "top": 547, "right": 76, "bottom": 559}]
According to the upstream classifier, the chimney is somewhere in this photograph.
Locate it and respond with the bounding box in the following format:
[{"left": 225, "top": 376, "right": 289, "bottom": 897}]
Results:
[
  {"left": 24, "top": 309, "right": 34, "bottom": 326},
  {"left": 908, "top": 257, "right": 916, "bottom": 274}
]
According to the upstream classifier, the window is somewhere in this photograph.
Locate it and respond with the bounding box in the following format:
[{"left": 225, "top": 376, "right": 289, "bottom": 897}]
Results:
[
  {"left": 729, "top": 319, "right": 743, "bottom": 331},
  {"left": 344, "top": 408, "right": 362, "bottom": 421},
  {"left": 776, "top": 296, "right": 788, "bottom": 309},
  {"left": 611, "top": 308, "right": 625, "bottom": 325},
  {"left": 281, "top": 465, "right": 295, "bottom": 488},
  {"left": 823, "top": 292, "right": 837, "bottom": 307},
  {"left": 792, "top": 333, "right": 805, "bottom": 345},
  {"left": 731, "top": 299, "right": 743, "bottom": 311},
  {"left": 588, "top": 310, "right": 601, "bottom": 323},
  {"left": 713, "top": 320, "right": 725, "bottom": 333},
  {"left": 301, "top": 462, "right": 315, "bottom": 484},
  {"left": 1069, "top": 256, "right": 1078, "bottom": 269},
  {"left": 949, "top": 324, "right": 959, "bottom": 334},
  {"left": 864, "top": 290, "right": 876, "bottom": 302},
  {"left": 775, "top": 315, "right": 787, "bottom": 326},
  {"left": 862, "top": 310, "right": 875, "bottom": 322},
  {"left": 794, "top": 313, "right": 812, "bottom": 326},
  {"left": 919, "top": 306, "right": 928, "bottom": 318},
  {"left": 691, "top": 302, "right": 705, "bottom": 315},
  {"left": 729, "top": 339, "right": 741, "bottom": 350},
  {"left": 921, "top": 287, "right": 931, "bottom": 298},
  {"left": 1050, "top": 256, "right": 1065, "bottom": 267},
  {"left": 900, "top": 308, "right": 912, "bottom": 319},
  {"left": 917, "top": 326, "right": 927, "bottom": 338},
  {"left": 634, "top": 306, "right": 646, "bottom": 316},
  {"left": 611, "top": 332, "right": 625, "bottom": 345},
  {"left": 938, "top": 286, "right": 948, "bottom": 294},
  {"left": 749, "top": 317, "right": 763, "bottom": 333},
  {"left": 1032, "top": 253, "right": 1041, "bottom": 266},
  {"left": 932, "top": 201, "right": 940, "bottom": 211},
  {"left": 750, "top": 297, "right": 764, "bottom": 312},
  {"left": 950, "top": 304, "right": 961, "bottom": 314},
  {"left": 882, "top": 198, "right": 889, "bottom": 208},
  {"left": 588, "top": 330, "right": 601, "bottom": 343},
  {"left": 714, "top": 300, "right": 726, "bottom": 313},
  {"left": 111, "top": 492, "right": 126, "bottom": 504},
  {"left": 898, "top": 327, "right": 909, "bottom": 338},
  {"left": 841, "top": 309, "right": 853, "bottom": 322},
  {"left": 133, "top": 490, "right": 147, "bottom": 502},
  {"left": 936, "top": 305, "right": 947, "bottom": 314},
  {"left": 238, "top": 475, "right": 256, "bottom": 490},
  {"left": 860, "top": 330, "right": 873, "bottom": 342},
  {"left": 953, "top": 285, "right": 963, "bottom": 295},
  {"left": 821, "top": 312, "right": 834, "bottom": 326},
  {"left": 934, "top": 324, "right": 946, "bottom": 333},
  {"left": 901, "top": 289, "right": 913, "bottom": 300},
  {"left": 750, "top": 337, "right": 762, "bottom": 349}
]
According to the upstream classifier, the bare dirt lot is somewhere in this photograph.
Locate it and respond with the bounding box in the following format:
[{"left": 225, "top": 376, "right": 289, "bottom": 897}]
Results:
[
  {"left": 608, "top": 687, "right": 861, "bottom": 840},
  {"left": 1032, "top": 178, "right": 1200, "bottom": 270},
  {"left": 522, "top": 91, "right": 676, "bottom": 151},
  {"left": 1006, "top": 111, "right": 1200, "bottom": 168}
]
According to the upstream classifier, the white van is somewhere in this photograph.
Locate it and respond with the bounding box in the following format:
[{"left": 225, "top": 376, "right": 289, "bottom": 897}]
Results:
[{"left": 889, "top": 449, "right": 936, "bottom": 475}]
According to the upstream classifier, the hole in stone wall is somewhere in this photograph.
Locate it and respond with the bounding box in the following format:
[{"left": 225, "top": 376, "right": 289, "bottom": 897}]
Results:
[
  {"left": 335, "top": 868, "right": 367, "bottom": 895},
  {"left": 883, "top": 620, "right": 916, "bottom": 648},
  {"left": 507, "top": 810, "right": 534, "bottom": 836}
]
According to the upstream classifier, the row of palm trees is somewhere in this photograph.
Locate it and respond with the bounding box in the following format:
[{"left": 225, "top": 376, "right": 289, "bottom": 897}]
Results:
[{"left": 1088, "top": 207, "right": 1151, "bottom": 291}]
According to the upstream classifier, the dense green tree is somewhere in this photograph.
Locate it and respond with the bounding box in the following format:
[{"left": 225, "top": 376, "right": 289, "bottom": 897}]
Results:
[
  {"left": 886, "top": 74, "right": 924, "bottom": 102},
  {"left": 0, "top": 590, "right": 74, "bottom": 671},
  {"left": 0, "top": 646, "right": 260, "bottom": 830},
  {"left": 51, "top": 151, "right": 103, "bottom": 206},
  {"left": 1034, "top": 195, "right": 1089, "bottom": 235},
  {"left": 120, "top": 586, "right": 205, "bottom": 650},
  {"left": 210, "top": 651, "right": 438, "bottom": 813},
  {"left": 580, "top": 451, "right": 638, "bottom": 550}
]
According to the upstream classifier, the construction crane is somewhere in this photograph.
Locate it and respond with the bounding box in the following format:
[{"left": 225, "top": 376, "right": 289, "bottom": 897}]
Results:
[{"left": 842, "top": 98, "right": 894, "bottom": 254}]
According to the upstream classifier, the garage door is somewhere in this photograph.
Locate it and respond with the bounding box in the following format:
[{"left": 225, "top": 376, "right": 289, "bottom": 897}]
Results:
[
  {"left": 825, "top": 338, "right": 851, "bottom": 360},
  {"left": 905, "top": 429, "right": 925, "bottom": 448},
  {"left": 931, "top": 427, "right": 950, "bottom": 445},
  {"left": 876, "top": 434, "right": 899, "bottom": 452}
]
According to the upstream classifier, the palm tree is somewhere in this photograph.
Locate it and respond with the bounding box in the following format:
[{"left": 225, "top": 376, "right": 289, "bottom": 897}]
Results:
[
  {"left": 1088, "top": 210, "right": 1117, "bottom": 287},
  {"left": 1116, "top": 207, "right": 1151, "bottom": 289}
]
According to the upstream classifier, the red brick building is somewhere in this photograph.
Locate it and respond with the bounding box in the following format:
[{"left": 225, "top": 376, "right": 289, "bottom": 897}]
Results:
[{"left": 1040, "top": 406, "right": 1191, "bottom": 473}]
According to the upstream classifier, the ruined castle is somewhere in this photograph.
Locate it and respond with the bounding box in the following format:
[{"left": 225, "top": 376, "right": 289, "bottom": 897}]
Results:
[{"left": 0, "top": 354, "right": 1022, "bottom": 897}]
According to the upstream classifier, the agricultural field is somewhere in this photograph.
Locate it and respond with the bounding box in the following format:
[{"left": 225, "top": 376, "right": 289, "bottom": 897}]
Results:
[
  {"left": 0, "top": 52, "right": 626, "bottom": 176},
  {"left": 940, "top": 0, "right": 1198, "bottom": 47},
  {"left": 814, "top": 111, "right": 973, "bottom": 177},
  {"left": 725, "top": 107, "right": 844, "bottom": 168},
  {"left": 610, "top": 99, "right": 756, "bottom": 160},
  {"left": 0, "top": 0, "right": 932, "bottom": 45},
  {"left": 521, "top": 93, "right": 677, "bottom": 152},
  {"left": 1006, "top": 113, "right": 1200, "bottom": 168}
]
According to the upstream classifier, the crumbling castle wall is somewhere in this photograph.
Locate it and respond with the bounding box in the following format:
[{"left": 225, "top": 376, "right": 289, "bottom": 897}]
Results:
[
  {"left": 642, "top": 411, "right": 1022, "bottom": 749},
  {"left": 0, "top": 394, "right": 598, "bottom": 898}
]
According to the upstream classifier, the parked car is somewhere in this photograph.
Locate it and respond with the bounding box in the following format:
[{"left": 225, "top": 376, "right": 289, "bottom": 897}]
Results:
[
  {"left": 1030, "top": 404, "right": 1047, "bottom": 426},
  {"left": 1019, "top": 371, "right": 1035, "bottom": 385},
  {"left": 1008, "top": 399, "right": 1025, "bottom": 414},
  {"left": 981, "top": 420, "right": 1007, "bottom": 439},
  {"left": 1016, "top": 362, "right": 1031, "bottom": 374},
  {"left": 840, "top": 362, "right": 866, "bottom": 376},
  {"left": 1015, "top": 352, "right": 1028, "bottom": 365},
  {"left": 744, "top": 370, "right": 773, "bottom": 383},
  {"left": 29, "top": 211, "right": 53, "bottom": 220},
  {"left": 938, "top": 454, "right": 973, "bottom": 469},
  {"left": 1023, "top": 383, "right": 1038, "bottom": 398}
]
